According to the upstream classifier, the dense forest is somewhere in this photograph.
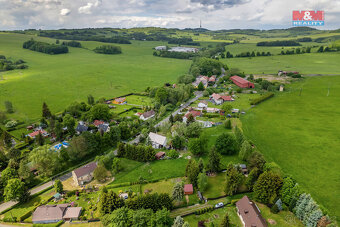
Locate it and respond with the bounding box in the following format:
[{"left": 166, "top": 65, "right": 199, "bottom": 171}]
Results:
[
  {"left": 0, "top": 55, "right": 28, "bottom": 71},
  {"left": 39, "top": 31, "right": 131, "bottom": 44},
  {"left": 94, "top": 45, "right": 122, "bottom": 54},
  {"left": 23, "top": 39, "right": 69, "bottom": 54}
]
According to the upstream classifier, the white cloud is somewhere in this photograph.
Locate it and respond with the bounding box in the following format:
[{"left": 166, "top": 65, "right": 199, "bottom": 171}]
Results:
[
  {"left": 60, "top": 8, "right": 71, "bottom": 16},
  {"left": 78, "top": 3, "right": 94, "bottom": 14}
]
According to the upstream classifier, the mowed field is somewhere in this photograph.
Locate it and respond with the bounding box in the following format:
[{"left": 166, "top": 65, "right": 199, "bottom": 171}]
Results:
[
  {"left": 0, "top": 33, "right": 190, "bottom": 121},
  {"left": 221, "top": 52, "right": 340, "bottom": 74},
  {"left": 241, "top": 76, "right": 340, "bottom": 220}
]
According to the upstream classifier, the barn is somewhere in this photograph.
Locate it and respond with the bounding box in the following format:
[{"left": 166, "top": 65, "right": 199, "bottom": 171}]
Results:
[{"left": 230, "top": 76, "right": 254, "bottom": 88}]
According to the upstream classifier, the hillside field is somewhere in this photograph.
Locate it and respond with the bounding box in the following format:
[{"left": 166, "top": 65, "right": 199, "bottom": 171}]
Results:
[
  {"left": 0, "top": 33, "right": 190, "bottom": 122},
  {"left": 241, "top": 76, "right": 340, "bottom": 221}
]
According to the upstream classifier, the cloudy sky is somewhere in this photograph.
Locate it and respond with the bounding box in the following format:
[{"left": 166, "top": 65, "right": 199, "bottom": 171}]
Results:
[{"left": 0, "top": 0, "right": 339, "bottom": 30}]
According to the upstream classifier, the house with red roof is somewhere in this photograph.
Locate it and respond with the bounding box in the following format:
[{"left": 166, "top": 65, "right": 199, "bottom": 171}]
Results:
[
  {"left": 236, "top": 196, "right": 267, "bottom": 227},
  {"left": 93, "top": 120, "right": 105, "bottom": 127},
  {"left": 230, "top": 76, "right": 254, "bottom": 88},
  {"left": 113, "top": 97, "right": 126, "bottom": 104},
  {"left": 28, "top": 130, "right": 49, "bottom": 139},
  {"left": 211, "top": 93, "right": 234, "bottom": 105},
  {"left": 183, "top": 110, "right": 202, "bottom": 123}
]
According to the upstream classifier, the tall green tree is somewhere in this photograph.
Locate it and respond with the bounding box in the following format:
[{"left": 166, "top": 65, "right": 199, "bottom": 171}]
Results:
[
  {"left": 4, "top": 178, "right": 28, "bottom": 202},
  {"left": 186, "top": 160, "right": 200, "bottom": 188},
  {"left": 239, "top": 140, "right": 252, "bottom": 161},
  {"left": 68, "top": 135, "right": 88, "bottom": 161},
  {"left": 234, "top": 126, "right": 244, "bottom": 149},
  {"left": 42, "top": 102, "right": 52, "bottom": 118},
  {"left": 54, "top": 179, "right": 63, "bottom": 193},
  {"left": 215, "top": 133, "right": 236, "bottom": 155},
  {"left": 225, "top": 164, "right": 243, "bottom": 196},
  {"left": 197, "top": 81, "right": 205, "bottom": 91},
  {"left": 248, "top": 151, "right": 266, "bottom": 171},
  {"left": 100, "top": 190, "right": 124, "bottom": 215},
  {"left": 63, "top": 114, "right": 76, "bottom": 135},
  {"left": 206, "top": 147, "right": 221, "bottom": 173},
  {"left": 94, "top": 165, "right": 109, "bottom": 183},
  {"left": 253, "top": 171, "right": 283, "bottom": 204},
  {"left": 197, "top": 172, "right": 208, "bottom": 192},
  {"left": 172, "top": 182, "right": 184, "bottom": 201},
  {"left": 29, "top": 145, "right": 59, "bottom": 177}
]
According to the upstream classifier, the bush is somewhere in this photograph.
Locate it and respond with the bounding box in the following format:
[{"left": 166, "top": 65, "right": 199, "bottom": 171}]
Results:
[
  {"left": 19, "top": 210, "right": 34, "bottom": 222},
  {"left": 250, "top": 92, "right": 274, "bottom": 105},
  {"left": 167, "top": 150, "right": 179, "bottom": 159},
  {"left": 271, "top": 204, "right": 280, "bottom": 214},
  {"left": 23, "top": 39, "right": 68, "bottom": 54}
]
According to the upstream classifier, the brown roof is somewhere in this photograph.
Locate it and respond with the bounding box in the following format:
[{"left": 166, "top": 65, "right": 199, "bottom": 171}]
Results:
[
  {"left": 32, "top": 205, "right": 64, "bottom": 222},
  {"left": 155, "top": 151, "right": 166, "bottom": 159},
  {"left": 142, "top": 110, "right": 155, "bottom": 118},
  {"left": 185, "top": 110, "right": 201, "bottom": 119},
  {"left": 73, "top": 162, "right": 97, "bottom": 178},
  {"left": 114, "top": 97, "right": 126, "bottom": 103},
  {"left": 63, "top": 207, "right": 82, "bottom": 219},
  {"left": 236, "top": 196, "right": 267, "bottom": 227}
]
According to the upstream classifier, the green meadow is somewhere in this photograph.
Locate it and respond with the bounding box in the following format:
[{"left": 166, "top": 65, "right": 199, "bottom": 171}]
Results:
[
  {"left": 241, "top": 76, "right": 340, "bottom": 220},
  {"left": 221, "top": 52, "right": 340, "bottom": 74},
  {"left": 0, "top": 33, "right": 190, "bottom": 122}
]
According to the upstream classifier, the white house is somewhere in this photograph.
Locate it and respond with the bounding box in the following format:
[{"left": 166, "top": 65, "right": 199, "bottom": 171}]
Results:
[
  {"left": 197, "top": 120, "right": 213, "bottom": 128},
  {"left": 148, "top": 132, "right": 167, "bottom": 149}
]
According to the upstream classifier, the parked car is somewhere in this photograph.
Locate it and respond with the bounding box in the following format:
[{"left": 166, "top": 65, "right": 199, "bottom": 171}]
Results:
[{"left": 215, "top": 202, "right": 224, "bottom": 208}]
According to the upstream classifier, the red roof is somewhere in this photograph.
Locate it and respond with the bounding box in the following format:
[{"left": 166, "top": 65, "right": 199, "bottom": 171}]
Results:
[
  {"left": 28, "top": 130, "right": 48, "bottom": 138},
  {"left": 221, "top": 96, "right": 233, "bottom": 101},
  {"left": 155, "top": 151, "right": 166, "bottom": 159},
  {"left": 93, "top": 120, "right": 105, "bottom": 126},
  {"left": 114, "top": 97, "right": 126, "bottom": 103},
  {"left": 184, "top": 184, "right": 193, "bottom": 194},
  {"left": 209, "top": 76, "right": 216, "bottom": 82},
  {"left": 230, "top": 76, "right": 254, "bottom": 88},
  {"left": 185, "top": 110, "right": 201, "bottom": 119},
  {"left": 211, "top": 93, "right": 221, "bottom": 100},
  {"left": 236, "top": 196, "right": 267, "bottom": 227}
]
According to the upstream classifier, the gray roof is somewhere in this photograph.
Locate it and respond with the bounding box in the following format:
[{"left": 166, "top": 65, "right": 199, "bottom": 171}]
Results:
[
  {"left": 73, "top": 162, "right": 97, "bottom": 178},
  {"left": 142, "top": 110, "right": 155, "bottom": 119},
  {"left": 98, "top": 123, "right": 109, "bottom": 132},
  {"left": 148, "top": 132, "right": 167, "bottom": 146},
  {"left": 32, "top": 205, "right": 64, "bottom": 222},
  {"left": 76, "top": 123, "right": 88, "bottom": 132},
  {"left": 63, "top": 207, "right": 82, "bottom": 219}
]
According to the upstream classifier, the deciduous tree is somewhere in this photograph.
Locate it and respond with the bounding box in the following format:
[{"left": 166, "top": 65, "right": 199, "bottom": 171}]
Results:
[
  {"left": 253, "top": 171, "right": 283, "bottom": 204},
  {"left": 54, "top": 179, "right": 63, "bottom": 193},
  {"left": 4, "top": 178, "right": 28, "bottom": 202},
  {"left": 215, "top": 133, "right": 236, "bottom": 155}
]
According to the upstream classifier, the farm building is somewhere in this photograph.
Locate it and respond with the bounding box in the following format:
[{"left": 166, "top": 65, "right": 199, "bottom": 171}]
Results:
[
  {"left": 72, "top": 162, "right": 97, "bottom": 186},
  {"left": 236, "top": 196, "right": 267, "bottom": 227},
  {"left": 184, "top": 184, "right": 193, "bottom": 195},
  {"left": 140, "top": 110, "right": 156, "bottom": 121},
  {"left": 168, "top": 46, "right": 198, "bottom": 53},
  {"left": 230, "top": 76, "right": 254, "bottom": 88},
  {"left": 32, "top": 204, "right": 82, "bottom": 224},
  {"left": 113, "top": 97, "right": 126, "bottom": 104},
  {"left": 148, "top": 132, "right": 167, "bottom": 149}
]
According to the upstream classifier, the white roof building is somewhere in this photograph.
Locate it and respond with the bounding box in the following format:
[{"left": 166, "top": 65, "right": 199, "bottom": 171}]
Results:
[
  {"left": 155, "top": 46, "right": 167, "bottom": 51},
  {"left": 148, "top": 132, "right": 167, "bottom": 149}
]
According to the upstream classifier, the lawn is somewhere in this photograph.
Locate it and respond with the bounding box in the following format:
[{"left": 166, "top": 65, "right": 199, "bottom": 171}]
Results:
[
  {"left": 203, "top": 173, "right": 226, "bottom": 198},
  {"left": 256, "top": 203, "right": 303, "bottom": 227},
  {"left": 183, "top": 206, "right": 242, "bottom": 227},
  {"left": 241, "top": 76, "right": 340, "bottom": 221},
  {"left": 221, "top": 52, "right": 340, "bottom": 74},
  {"left": 110, "top": 158, "right": 187, "bottom": 185},
  {"left": 0, "top": 33, "right": 190, "bottom": 122}
]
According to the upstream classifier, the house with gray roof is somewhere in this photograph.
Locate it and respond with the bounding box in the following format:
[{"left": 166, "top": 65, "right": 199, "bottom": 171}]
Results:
[
  {"left": 72, "top": 162, "right": 97, "bottom": 186},
  {"left": 32, "top": 204, "right": 82, "bottom": 224}
]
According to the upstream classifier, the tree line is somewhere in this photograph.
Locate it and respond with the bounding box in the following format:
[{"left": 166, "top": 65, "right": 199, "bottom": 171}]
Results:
[
  {"left": 117, "top": 143, "right": 156, "bottom": 162},
  {"left": 94, "top": 45, "right": 122, "bottom": 54},
  {"left": 153, "top": 50, "right": 196, "bottom": 59},
  {"left": 23, "top": 39, "right": 69, "bottom": 55},
  {"left": 257, "top": 40, "right": 301, "bottom": 46},
  {"left": 61, "top": 40, "right": 82, "bottom": 48}
]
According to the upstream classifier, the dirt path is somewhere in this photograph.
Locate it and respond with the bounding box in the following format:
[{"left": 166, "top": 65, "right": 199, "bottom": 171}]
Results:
[{"left": 170, "top": 203, "right": 211, "bottom": 218}]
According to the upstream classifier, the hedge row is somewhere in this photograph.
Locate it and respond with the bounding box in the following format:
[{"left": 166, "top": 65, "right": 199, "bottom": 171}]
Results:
[
  {"left": 250, "top": 92, "right": 274, "bottom": 105},
  {"left": 33, "top": 220, "right": 64, "bottom": 227},
  {"left": 195, "top": 206, "right": 214, "bottom": 215}
]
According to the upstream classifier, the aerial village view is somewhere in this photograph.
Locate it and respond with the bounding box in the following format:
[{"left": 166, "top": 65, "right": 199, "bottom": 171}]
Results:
[{"left": 0, "top": 1, "right": 339, "bottom": 227}]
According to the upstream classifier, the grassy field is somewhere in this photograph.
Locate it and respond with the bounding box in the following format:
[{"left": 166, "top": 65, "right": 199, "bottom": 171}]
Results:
[
  {"left": 242, "top": 76, "right": 340, "bottom": 221},
  {"left": 0, "top": 33, "right": 190, "bottom": 122},
  {"left": 221, "top": 52, "right": 340, "bottom": 74}
]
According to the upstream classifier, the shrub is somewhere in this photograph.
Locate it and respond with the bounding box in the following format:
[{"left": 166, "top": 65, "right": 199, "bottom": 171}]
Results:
[
  {"left": 94, "top": 45, "right": 122, "bottom": 54},
  {"left": 250, "top": 92, "right": 274, "bottom": 105},
  {"left": 271, "top": 204, "right": 280, "bottom": 214},
  {"left": 167, "top": 150, "right": 179, "bottom": 159}
]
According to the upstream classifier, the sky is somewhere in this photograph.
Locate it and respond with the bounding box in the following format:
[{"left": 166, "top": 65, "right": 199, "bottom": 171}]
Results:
[{"left": 0, "top": 0, "right": 339, "bottom": 30}]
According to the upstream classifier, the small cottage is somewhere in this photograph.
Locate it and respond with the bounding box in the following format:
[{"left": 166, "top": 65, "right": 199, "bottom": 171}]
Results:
[
  {"left": 148, "top": 132, "right": 167, "bottom": 149},
  {"left": 72, "top": 162, "right": 97, "bottom": 186},
  {"left": 184, "top": 184, "right": 193, "bottom": 195}
]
